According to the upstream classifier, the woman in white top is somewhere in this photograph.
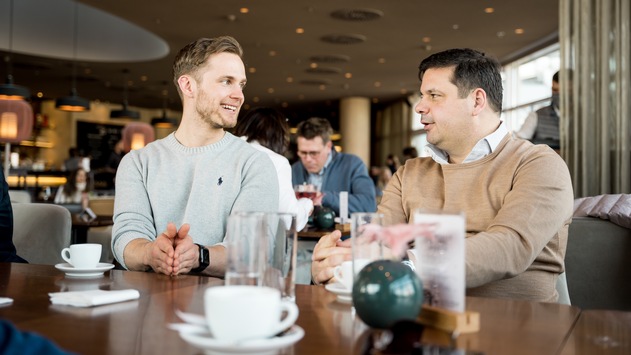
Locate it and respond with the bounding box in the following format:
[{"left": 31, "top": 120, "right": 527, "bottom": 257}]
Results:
[
  {"left": 54, "top": 167, "right": 90, "bottom": 209},
  {"left": 234, "top": 107, "right": 317, "bottom": 230}
]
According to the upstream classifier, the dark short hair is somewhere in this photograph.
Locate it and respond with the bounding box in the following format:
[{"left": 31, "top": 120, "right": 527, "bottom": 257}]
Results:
[
  {"left": 172, "top": 36, "right": 243, "bottom": 98},
  {"left": 418, "top": 48, "right": 503, "bottom": 113},
  {"left": 552, "top": 71, "right": 559, "bottom": 83},
  {"left": 295, "top": 117, "right": 333, "bottom": 143},
  {"left": 234, "top": 107, "right": 289, "bottom": 155}
]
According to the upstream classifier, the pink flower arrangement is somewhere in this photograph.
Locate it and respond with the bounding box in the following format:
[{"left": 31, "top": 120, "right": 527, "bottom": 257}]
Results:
[{"left": 356, "top": 223, "right": 437, "bottom": 257}]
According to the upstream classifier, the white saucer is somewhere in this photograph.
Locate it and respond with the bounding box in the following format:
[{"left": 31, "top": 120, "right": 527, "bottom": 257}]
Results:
[
  {"left": 178, "top": 325, "right": 304, "bottom": 354},
  {"left": 325, "top": 282, "right": 353, "bottom": 304},
  {"left": 55, "top": 263, "right": 115, "bottom": 278}
]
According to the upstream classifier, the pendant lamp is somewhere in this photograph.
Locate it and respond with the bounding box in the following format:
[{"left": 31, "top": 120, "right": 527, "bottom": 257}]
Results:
[
  {"left": 55, "top": 0, "right": 90, "bottom": 112},
  {"left": 110, "top": 69, "right": 140, "bottom": 119},
  {"left": 151, "top": 81, "right": 177, "bottom": 128},
  {"left": 122, "top": 122, "right": 154, "bottom": 152},
  {"left": 0, "top": 0, "right": 30, "bottom": 101}
]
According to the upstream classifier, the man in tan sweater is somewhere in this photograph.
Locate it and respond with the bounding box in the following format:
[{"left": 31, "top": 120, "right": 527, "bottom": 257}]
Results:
[{"left": 311, "top": 48, "right": 574, "bottom": 302}]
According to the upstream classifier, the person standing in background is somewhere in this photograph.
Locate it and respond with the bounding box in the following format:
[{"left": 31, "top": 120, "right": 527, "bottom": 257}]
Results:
[
  {"left": 291, "top": 117, "right": 376, "bottom": 216},
  {"left": 234, "top": 107, "right": 316, "bottom": 231},
  {"left": 516, "top": 71, "right": 560, "bottom": 152}
]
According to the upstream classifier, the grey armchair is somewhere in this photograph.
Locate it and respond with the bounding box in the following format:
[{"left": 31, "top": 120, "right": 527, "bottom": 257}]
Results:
[
  {"left": 565, "top": 217, "right": 631, "bottom": 310},
  {"left": 12, "top": 203, "right": 72, "bottom": 265}
]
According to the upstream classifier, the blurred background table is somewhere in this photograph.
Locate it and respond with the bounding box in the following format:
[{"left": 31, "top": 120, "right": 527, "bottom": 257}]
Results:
[{"left": 71, "top": 214, "right": 114, "bottom": 244}]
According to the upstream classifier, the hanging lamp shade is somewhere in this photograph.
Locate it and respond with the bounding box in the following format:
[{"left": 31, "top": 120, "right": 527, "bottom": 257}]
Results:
[
  {"left": 122, "top": 122, "right": 155, "bottom": 152},
  {"left": 0, "top": 99, "right": 34, "bottom": 142},
  {"left": 110, "top": 69, "right": 140, "bottom": 119},
  {"left": 151, "top": 110, "right": 177, "bottom": 128},
  {"left": 110, "top": 101, "right": 140, "bottom": 119},
  {"left": 55, "top": 88, "right": 90, "bottom": 112},
  {"left": 0, "top": 75, "right": 31, "bottom": 101},
  {"left": 55, "top": 0, "right": 90, "bottom": 112}
]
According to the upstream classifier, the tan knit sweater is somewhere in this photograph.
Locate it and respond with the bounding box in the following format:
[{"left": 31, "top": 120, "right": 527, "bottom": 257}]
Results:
[{"left": 379, "top": 134, "right": 574, "bottom": 302}]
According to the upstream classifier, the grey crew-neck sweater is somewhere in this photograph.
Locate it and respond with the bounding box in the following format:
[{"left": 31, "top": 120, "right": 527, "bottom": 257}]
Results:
[{"left": 112, "top": 132, "right": 279, "bottom": 269}]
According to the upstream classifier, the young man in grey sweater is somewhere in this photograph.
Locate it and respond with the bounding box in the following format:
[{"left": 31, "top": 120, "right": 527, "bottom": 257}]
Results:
[{"left": 112, "top": 36, "right": 278, "bottom": 276}]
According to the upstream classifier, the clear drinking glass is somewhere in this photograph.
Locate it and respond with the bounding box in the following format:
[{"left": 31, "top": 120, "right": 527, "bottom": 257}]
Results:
[
  {"left": 224, "top": 211, "right": 267, "bottom": 286},
  {"left": 261, "top": 212, "right": 298, "bottom": 302}
]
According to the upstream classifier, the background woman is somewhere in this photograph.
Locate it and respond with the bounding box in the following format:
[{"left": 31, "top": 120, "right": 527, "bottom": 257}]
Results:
[
  {"left": 234, "top": 107, "right": 317, "bottom": 230},
  {"left": 54, "top": 168, "right": 90, "bottom": 209}
]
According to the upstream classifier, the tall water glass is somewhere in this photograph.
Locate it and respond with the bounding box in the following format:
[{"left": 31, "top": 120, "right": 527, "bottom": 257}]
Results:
[
  {"left": 224, "top": 211, "right": 267, "bottom": 286},
  {"left": 350, "top": 212, "right": 385, "bottom": 277},
  {"left": 261, "top": 212, "right": 298, "bottom": 301}
]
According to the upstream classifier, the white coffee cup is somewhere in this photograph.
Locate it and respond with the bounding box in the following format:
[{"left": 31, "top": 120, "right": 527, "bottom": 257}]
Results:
[
  {"left": 61, "top": 243, "right": 102, "bottom": 268},
  {"left": 333, "top": 260, "right": 353, "bottom": 290},
  {"left": 204, "top": 286, "right": 298, "bottom": 342},
  {"left": 333, "top": 258, "right": 372, "bottom": 291}
]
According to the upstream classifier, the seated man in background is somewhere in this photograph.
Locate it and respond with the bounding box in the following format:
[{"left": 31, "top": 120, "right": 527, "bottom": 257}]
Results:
[
  {"left": 311, "top": 48, "right": 574, "bottom": 302},
  {"left": 112, "top": 36, "right": 278, "bottom": 276},
  {"left": 291, "top": 117, "right": 376, "bottom": 216}
]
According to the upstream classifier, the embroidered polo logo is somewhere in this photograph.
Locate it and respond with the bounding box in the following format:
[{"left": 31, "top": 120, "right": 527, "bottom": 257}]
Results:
[{"left": 217, "top": 177, "right": 223, "bottom": 186}]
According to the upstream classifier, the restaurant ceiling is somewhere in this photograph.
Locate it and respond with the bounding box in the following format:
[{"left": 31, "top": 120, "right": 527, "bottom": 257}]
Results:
[{"left": 0, "top": 0, "right": 559, "bottom": 122}]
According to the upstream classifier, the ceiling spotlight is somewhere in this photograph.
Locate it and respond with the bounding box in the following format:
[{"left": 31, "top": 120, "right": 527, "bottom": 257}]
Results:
[
  {"left": 296, "top": 28, "right": 305, "bottom": 34},
  {"left": 484, "top": 7, "right": 494, "bottom": 14},
  {"left": 515, "top": 28, "right": 525, "bottom": 34}
]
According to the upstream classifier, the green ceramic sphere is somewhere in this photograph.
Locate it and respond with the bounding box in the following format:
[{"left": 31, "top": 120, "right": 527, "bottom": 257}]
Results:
[
  {"left": 352, "top": 260, "right": 423, "bottom": 329},
  {"left": 314, "top": 206, "right": 336, "bottom": 229}
]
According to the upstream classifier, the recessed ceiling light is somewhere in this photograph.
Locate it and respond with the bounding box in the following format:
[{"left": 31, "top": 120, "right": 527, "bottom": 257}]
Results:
[
  {"left": 374, "top": 81, "right": 381, "bottom": 87},
  {"left": 310, "top": 63, "right": 318, "bottom": 68},
  {"left": 514, "top": 28, "right": 525, "bottom": 34},
  {"left": 344, "top": 72, "right": 352, "bottom": 79},
  {"left": 497, "top": 31, "right": 506, "bottom": 38},
  {"left": 286, "top": 77, "right": 294, "bottom": 83},
  {"left": 422, "top": 37, "right": 431, "bottom": 43},
  {"left": 400, "top": 89, "right": 408, "bottom": 94},
  {"left": 248, "top": 67, "right": 256, "bottom": 73},
  {"left": 452, "top": 24, "right": 459, "bottom": 30},
  {"left": 296, "top": 28, "right": 304, "bottom": 34},
  {"left": 240, "top": 8, "right": 249, "bottom": 14},
  {"left": 37, "top": 91, "right": 44, "bottom": 98},
  {"left": 378, "top": 58, "right": 386, "bottom": 64},
  {"left": 140, "top": 75, "right": 148, "bottom": 82},
  {"left": 484, "top": 7, "right": 494, "bottom": 14},
  {"left": 319, "top": 85, "right": 326, "bottom": 90},
  {"left": 269, "top": 50, "right": 277, "bottom": 56},
  {"left": 267, "top": 88, "right": 274, "bottom": 93},
  {"left": 252, "top": 97, "right": 260, "bottom": 102}
]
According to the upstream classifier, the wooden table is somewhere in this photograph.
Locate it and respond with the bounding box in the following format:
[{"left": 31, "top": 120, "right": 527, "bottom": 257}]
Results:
[
  {"left": 0, "top": 263, "right": 594, "bottom": 355},
  {"left": 71, "top": 214, "right": 114, "bottom": 244},
  {"left": 560, "top": 310, "right": 631, "bottom": 355}
]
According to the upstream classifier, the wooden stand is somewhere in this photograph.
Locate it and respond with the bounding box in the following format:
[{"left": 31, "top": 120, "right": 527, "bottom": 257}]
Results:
[
  {"left": 417, "top": 305, "right": 480, "bottom": 334},
  {"left": 335, "top": 223, "right": 350, "bottom": 233}
]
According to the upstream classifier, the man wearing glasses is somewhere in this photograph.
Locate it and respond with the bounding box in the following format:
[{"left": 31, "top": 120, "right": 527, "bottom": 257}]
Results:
[{"left": 291, "top": 117, "right": 376, "bottom": 216}]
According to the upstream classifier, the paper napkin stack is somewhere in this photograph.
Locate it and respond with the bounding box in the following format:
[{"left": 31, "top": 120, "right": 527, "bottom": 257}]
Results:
[{"left": 49, "top": 289, "right": 140, "bottom": 307}]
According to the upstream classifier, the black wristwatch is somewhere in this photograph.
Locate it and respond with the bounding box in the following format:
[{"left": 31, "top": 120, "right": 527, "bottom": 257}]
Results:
[{"left": 191, "top": 243, "right": 210, "bottom": 273}]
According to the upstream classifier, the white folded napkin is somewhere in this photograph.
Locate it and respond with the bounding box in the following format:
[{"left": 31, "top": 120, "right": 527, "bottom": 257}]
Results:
[
  {"left": 49, "top": 289, "right": 140, "bottom": 307},
  {"left": 0, "top": 297, "right": 13, "bottom": 306}
]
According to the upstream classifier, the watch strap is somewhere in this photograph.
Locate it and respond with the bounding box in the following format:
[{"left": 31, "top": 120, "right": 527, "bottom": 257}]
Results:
[{"left": 191, "top": 243, "right": 210, "bottom": 273}]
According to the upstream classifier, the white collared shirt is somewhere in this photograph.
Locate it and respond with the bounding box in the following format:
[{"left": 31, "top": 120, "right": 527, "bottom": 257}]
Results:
[
  {"left": 425, "top": 122, "right": 509, "bottom": 164},
  {"left": 308, "top": 151, "right": 333, "bottom": 190}
]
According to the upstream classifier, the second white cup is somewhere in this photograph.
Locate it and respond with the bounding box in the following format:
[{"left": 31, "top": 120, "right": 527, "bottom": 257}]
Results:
[
  {"left": 204, "top": 286, "right": 298, "bottom": 342},
  {"left": 61, "top": 243, "right": 102, "bottom": 268}
]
